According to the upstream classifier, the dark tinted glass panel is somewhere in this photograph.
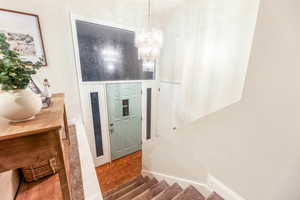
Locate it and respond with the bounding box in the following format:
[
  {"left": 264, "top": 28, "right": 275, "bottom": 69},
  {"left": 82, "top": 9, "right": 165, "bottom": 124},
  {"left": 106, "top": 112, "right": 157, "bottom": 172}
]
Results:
[
  {"left": 122, "top": 99, "right": 129, "bottom": 106},
  {"left": 146, "top": 88, "right": 152, "bottom": 140},
  {"left": 76, "top": 20, "right": 154, "bottom": 81},
  {"left": 90, "top": 92, "right": 104, "bottom": 157},
  {"left": 122, "top": 99, "right": 129, "bottom": 116}
]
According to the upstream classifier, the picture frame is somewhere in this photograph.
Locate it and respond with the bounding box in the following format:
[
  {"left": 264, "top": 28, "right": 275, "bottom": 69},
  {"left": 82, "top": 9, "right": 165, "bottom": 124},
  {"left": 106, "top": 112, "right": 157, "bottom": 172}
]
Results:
[{"left": 0, "top": 8, "right": 47, "bottom": 66}]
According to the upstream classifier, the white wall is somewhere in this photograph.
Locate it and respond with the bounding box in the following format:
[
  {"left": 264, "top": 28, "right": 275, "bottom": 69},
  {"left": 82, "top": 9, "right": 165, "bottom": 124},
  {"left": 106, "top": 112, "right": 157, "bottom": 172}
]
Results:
[
  {"left": 0, "top": 0, "right": 156, "bottom": 198},
  {"left": 0, "top": 0, "right": 154, "bottom": 121},
  {"left": 0, "top": 171, "right": 19, "bottom": 200},
  {"left": 144, "top": 0, "right": 300, "bottom": 199},
  {"left": 144, "top": 0, "right": 260, "bottom": 185},
  {"left": 75, "top": 121, "right": 103, "bottom": 200},
  {"left": 156, "top": 0, "right": 260, "bottom": 131}
]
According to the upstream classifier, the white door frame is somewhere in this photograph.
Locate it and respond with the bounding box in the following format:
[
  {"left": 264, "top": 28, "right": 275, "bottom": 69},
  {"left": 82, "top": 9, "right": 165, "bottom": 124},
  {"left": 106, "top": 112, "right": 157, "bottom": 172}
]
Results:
[
  {"left": 70, "top": 13, "right": 158, "bottom": 166},
  {"left": 78, "top": 84, "right": 111, "bottom": 166}
]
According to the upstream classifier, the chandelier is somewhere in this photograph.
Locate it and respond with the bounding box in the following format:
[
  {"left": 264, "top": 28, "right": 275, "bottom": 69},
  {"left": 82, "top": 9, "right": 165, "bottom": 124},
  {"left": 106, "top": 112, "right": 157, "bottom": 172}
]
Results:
[{"left": 135, "top": 0, "right": 163, "bottom": 72}]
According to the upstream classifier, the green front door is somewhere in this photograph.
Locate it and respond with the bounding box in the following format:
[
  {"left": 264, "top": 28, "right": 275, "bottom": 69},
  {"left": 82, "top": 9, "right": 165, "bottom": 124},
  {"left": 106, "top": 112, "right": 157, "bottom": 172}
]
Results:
[{"left": 106, "top": 83, "right": 142, "bottom": 160}]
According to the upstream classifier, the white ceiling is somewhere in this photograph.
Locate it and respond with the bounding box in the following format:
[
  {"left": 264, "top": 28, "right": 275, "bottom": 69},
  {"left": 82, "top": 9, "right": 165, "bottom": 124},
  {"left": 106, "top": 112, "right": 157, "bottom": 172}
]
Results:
[
  {"left": 152, "top": 0, "right": 185, "bottom": 11},
  {"left": 128, "top": 0, "right": 185, "bottom": 13}
]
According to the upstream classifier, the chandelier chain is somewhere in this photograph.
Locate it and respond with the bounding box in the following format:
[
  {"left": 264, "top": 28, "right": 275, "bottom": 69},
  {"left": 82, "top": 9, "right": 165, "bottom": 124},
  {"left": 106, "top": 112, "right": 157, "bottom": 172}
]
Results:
[
  {"left": 135, "top": 0, "right": 163, "bottom": 72},
  {"left": 148, "top": 0, "right": 151, "bottom": 27}
]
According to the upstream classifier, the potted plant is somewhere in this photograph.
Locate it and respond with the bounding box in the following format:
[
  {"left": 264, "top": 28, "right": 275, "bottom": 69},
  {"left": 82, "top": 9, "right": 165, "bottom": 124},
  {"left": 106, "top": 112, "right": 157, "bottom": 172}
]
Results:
[{"left": 0, "top": 33, "right": 43, "bottom": 122}]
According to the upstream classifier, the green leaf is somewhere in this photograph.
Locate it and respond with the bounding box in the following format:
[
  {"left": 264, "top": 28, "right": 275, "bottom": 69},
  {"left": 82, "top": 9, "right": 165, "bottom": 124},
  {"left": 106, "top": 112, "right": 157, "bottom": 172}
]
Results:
[
  {"left": 0, "top": 75, "right": 9, "bottom": 81},
  {"left": 0, "top": 33, "right": 42, "bottom": 91},
  {"left": 9, "top": 72, "right": 16, "bottom": 77}
]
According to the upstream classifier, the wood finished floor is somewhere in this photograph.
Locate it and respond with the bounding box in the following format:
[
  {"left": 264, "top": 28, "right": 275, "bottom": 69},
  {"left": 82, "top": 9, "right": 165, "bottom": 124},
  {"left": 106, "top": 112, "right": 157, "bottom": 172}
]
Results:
[
  {"left": 16, "top": 126, "right": 84, "bottom": 200},
  {"left": 15, "top": 146, "right": 141, "bottom": 199},
  {"left": 96, "top": 150, "right": 142, "bottom": 194},
  {"left": 16, "top": 139, "right": 69, "bottom": 200}
]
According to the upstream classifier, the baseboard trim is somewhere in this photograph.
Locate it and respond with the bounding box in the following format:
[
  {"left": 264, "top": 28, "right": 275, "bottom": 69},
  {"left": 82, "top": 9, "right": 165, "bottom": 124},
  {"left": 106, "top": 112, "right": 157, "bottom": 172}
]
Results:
[
  {"left": 142, "top": 170, "right": 212, "bottom": 196},
  {"left": 142, "top": 170, "right": 246, "bottom": 200},
  {"left": 207, "top": 174, "right": 246, "bottom": 200}
]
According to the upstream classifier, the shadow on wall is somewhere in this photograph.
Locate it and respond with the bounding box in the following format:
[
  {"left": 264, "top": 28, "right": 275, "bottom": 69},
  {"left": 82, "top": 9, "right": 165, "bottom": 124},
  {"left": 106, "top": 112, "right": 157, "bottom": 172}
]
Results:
[
  {"left": 144, "top": 0, "right": 300, "bottom": 199},
  {"left": 157, "top": 0, "right": 260, "bottom": 129}
]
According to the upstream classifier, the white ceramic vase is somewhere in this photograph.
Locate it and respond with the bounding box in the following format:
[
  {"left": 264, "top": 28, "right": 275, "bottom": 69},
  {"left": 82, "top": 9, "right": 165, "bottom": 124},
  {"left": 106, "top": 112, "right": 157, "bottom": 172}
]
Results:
[{"left": 0, "top": 89, "right": 42, "bottom": 122}]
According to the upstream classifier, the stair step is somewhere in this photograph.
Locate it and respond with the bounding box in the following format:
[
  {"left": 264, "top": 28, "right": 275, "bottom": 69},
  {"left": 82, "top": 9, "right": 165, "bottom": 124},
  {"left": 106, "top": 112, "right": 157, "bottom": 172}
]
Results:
[
  {"left": 104, "top": 176, "right": 144, "bottom": 197},
  {"left": 172, "top": 185, "right": 205, "bottom": 200},
  {"left": 206, "top": 192, "right": 224, "bottom": 200},
  {"left": 132, "top": 180, "right": 169, "bottom": 200},
  {"left": 172, "top": 191, "right": 184, "bottom": 200},
  {"left": 104, "top": 176, "right": 148, "bottom": 200},
  {"left": 103, "top": 175, "right": 225, "bottom": 200},
  {"left": 152, "top": 183, "right": 183, "bottom": 200},
  {"left": 116, "top": 178, "right": 159, "bottom": 200}
]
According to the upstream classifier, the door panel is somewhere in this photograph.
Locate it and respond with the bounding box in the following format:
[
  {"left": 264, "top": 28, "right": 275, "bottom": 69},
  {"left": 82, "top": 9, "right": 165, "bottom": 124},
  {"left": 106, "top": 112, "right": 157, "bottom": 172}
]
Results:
[
  {"left": 107, "top": 83, "right": 142, "bottom": 160},
  {"left": 78, "top": 84, "right": 111, "bottom": 167}
]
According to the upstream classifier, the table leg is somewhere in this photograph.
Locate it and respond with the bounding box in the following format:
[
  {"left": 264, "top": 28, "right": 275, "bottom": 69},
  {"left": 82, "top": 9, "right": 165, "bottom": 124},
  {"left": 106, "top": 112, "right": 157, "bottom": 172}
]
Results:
[
  {"left": 57, "top": 133, "right": 72, "bottom": 200},
  {"left": 59, "top": 167, "right": 71, "bottom": 200},
  {"left": 63, "top": 105, "right": 70, "bottom": 144}
]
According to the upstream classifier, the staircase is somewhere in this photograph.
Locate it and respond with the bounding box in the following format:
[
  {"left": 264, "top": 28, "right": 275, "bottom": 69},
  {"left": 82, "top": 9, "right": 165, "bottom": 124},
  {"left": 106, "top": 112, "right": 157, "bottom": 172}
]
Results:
[{"left": 103, "top": 176, "right": 224, "bottom": 200}]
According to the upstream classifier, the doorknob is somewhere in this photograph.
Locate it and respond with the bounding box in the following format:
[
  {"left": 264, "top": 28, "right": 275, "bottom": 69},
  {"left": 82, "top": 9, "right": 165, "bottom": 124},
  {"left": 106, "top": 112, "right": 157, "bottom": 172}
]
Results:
[{"left": 110, "top": 123, "right": 114, "bottom": 127}]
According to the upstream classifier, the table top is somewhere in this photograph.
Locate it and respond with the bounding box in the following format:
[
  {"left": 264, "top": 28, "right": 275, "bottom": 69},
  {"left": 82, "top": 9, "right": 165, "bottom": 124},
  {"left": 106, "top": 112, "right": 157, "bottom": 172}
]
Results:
[{"left": 0, "top": 93, "right": 65, "bottom": 141}]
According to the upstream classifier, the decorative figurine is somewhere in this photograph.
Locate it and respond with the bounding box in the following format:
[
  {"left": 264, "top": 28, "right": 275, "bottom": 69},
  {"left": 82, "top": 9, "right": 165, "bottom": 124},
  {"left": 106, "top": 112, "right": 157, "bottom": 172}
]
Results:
[{"left": 41, "top": 79, "right": 51, "bottom": 108}]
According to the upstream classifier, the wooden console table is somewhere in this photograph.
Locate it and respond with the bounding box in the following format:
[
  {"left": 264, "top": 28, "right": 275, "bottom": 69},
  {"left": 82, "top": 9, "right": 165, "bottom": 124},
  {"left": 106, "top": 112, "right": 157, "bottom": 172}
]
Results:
[{"left": 0, "top": 93, "right": 71, "bottom": 200}]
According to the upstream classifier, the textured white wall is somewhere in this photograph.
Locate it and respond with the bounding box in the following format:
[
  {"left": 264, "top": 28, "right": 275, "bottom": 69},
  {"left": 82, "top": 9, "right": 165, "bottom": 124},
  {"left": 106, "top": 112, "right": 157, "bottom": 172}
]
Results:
[{"left": 144, "top": 0, "right": 300, "bottom": 199}]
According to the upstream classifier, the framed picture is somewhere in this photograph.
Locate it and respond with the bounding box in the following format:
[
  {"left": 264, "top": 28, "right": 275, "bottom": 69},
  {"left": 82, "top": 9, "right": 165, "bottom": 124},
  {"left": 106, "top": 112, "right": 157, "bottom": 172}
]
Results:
[{"left": 0, "top": 8, "right": 47, "bottom": 66}]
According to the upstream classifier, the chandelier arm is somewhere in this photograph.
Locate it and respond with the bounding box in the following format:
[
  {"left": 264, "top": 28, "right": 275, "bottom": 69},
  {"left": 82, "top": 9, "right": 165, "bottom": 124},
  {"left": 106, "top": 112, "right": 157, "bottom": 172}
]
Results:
[{"left": 135, "top": 0, "right": 162, "bottom": 72}]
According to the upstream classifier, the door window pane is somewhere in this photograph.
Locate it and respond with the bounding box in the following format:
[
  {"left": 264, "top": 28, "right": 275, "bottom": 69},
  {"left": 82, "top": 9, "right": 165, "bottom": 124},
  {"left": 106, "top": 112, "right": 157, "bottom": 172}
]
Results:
[
  {"left": 146, "top": 88, "right": 152, "bottom": 140},
  {"left": 90, "top": 92, "right": 104, "bottom": 157},
  {"left": 122, "top": 99, "right": 129, "bottom": 116},
  {"left": 76, "top": 20, "right": 154, "bottom": 81}
]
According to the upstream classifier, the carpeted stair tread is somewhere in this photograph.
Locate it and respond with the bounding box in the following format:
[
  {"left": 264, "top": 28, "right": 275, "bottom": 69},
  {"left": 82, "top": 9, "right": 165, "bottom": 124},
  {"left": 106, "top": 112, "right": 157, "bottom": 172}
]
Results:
[
  {"left": 171, "top": 190, "right": 184, "bottom": 200},
  {"left": 152, "top": 183, "right": 183, "bottom": 200},
  {"left": 116, "top": 178, "right": 159, "bottom": 200},
  {"left": 103, "top": 175, "right": 225, "bottom": 200},
  {"left": 104, "top": 176, "right": 144, "bottom": 197},
  {"left": 132, "top": 180, "right": 169, "bottom": 200},
  {"left": 172, "top": 185, "right": 205, "bottom": 200},
  {"left": 206, "top": 192, "right": 224, "bottom": 200},
  {"left": 104, "top": 176, "right": 149, "bottom": 200}
]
